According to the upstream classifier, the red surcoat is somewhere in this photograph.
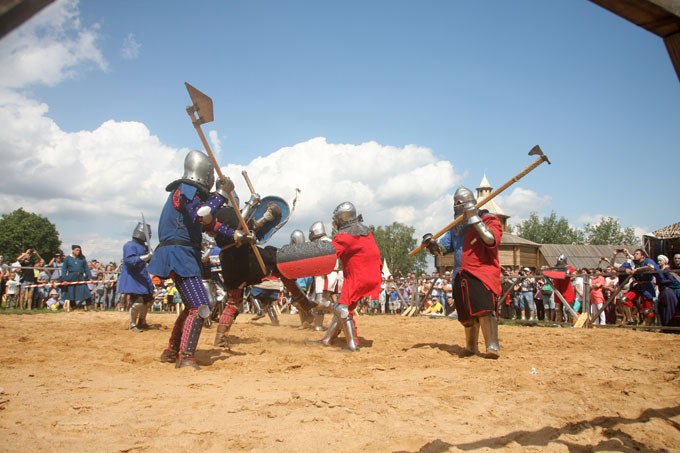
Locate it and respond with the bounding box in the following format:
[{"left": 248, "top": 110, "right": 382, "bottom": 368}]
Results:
[
  {"left": 332, "top": 231, "right": 382, "bottom": 306},
  {"left": 460, "top": 214, "right": 503, "bottom": 296},
  {"left": 552, "top": 264, "right": 575, "bottom": 303}
]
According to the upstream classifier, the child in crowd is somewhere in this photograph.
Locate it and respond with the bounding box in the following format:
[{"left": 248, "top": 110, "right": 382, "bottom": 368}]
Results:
[
  {"left": 154, "top": 283, "right": 167, "bottom": 312},
  {"left": 4, "top": 271, "right": 20, "bottom": 309},
  {"left": 45, "top": 289, "right": 64, "bottom": 311}
]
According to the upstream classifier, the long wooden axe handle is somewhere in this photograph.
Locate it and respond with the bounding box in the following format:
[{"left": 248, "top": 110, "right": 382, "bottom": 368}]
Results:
[
  {"left": 185, "top": 83, "right": 267, "bottom": 274},
  {"left": 408, "top": 145, "right": 550, "bottom": 256}
]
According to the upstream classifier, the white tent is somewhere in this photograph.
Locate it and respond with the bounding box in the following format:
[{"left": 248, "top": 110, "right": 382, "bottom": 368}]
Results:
[{"left": 381, "top": 259, "right": 391, "bottom": 279}]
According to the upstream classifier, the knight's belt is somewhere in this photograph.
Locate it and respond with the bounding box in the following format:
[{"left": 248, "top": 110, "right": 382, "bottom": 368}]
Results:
[{"left": 157, "top": 240, "right": 201, "bottom": 250}]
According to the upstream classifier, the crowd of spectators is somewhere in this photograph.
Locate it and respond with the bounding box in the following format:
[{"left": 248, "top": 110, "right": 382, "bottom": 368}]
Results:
[
  {"left": 2, "top": 246, "right": 679, "bottom": 330},
  {"left": 497, "top": 249, "right": 680, "bottom": 329},
  {"left": 0, "top": 248, "right": 126, "bottom": 311}
]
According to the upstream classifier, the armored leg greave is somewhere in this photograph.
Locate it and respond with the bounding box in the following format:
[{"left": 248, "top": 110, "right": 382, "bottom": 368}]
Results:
[
  {"left": 138, "top": 300, "right": 149, "bottom": 327},
  {"left": 312, "top": 307, "right": 325, "bottom": 331},
  {"left": 478, "top": 313, "right": 500, "bottom": 359},
  {"left": 280, "top": 276, "right": 316, "bottom": 327},
  {"left": 251, "top": 297, "right": 264, "bottom": 319},
  {"left": 129, "top": 297, "right": 144, "bottom": 329},
  {"left": 177, "top": 308, "right": 203, "bottom": 369},
  {"left": 214, "top": 289, "right": 241, "bottom": 347},
  {"left": 341, "top": 316, "right": 360, "bottom": 351},
  {"left": 266, "top": 303, "right": 280, "bottom": 326},
  {"left": 462, "top": 319, "right": 480, "bottom": 355},
  {"left": 321, "top": 315, "right": 342, "bottom": 346},
  {"left": 166, "top": 307, "right": 189, "bottom": 353}
]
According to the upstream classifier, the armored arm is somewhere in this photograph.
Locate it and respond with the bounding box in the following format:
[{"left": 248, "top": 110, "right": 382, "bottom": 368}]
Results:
[{"left": 465, "top": 208, "right": 496, "bottom": 246}]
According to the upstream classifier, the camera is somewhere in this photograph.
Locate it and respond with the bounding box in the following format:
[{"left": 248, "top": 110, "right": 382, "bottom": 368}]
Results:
[{"left": 615, "top": 248, "right": 625, "bottom": 253}]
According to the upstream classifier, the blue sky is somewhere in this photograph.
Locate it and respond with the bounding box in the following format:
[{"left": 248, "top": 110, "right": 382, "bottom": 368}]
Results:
[{"left": 1, "top": 0, "right": 678, "bottom": 264}]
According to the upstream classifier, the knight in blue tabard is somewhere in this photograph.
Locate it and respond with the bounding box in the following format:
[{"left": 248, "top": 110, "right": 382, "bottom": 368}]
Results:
[
  {"left": 149, "top": 150, "right": 254, "bottom": 369},
  {"left": 118, "top": 221, "right": 155, "bottom": 332}
]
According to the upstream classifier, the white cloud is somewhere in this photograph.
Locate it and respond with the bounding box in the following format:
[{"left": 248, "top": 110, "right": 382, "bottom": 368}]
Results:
[
  {"left": 121, "top": 32, "right": 140, "bottom": 60},
  {"left": 208, "top": 129, "right": 222, "bottom": 159},
  {"left": 0, "top": 89, "right": 464, "bottom": 262},
  {"left": 498, "top": 187, "right": 552, "bottom": 226},
  {"left": 217, "top": 137, "right": 462, "bottom": 247},
  {"left": 0, "top": 0, "right": 107, "bottom": 89}
]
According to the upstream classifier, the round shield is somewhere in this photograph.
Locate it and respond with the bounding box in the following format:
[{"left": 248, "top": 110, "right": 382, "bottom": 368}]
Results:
[{"left": 250, "top": 196, "right": 290, "bottom": 243}]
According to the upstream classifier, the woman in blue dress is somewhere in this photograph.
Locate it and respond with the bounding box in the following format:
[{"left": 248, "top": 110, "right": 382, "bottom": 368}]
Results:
[{"left": 61, "top": 245, "right": 92, "bottom": 311}]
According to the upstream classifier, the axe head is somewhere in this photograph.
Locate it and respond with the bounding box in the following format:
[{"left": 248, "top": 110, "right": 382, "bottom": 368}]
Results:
[
  {"left": 185, "top": 82, "right": 214, "bottom": 124},
  {"left": 528, "top": 145, "right": 551, "bottom": 164}
]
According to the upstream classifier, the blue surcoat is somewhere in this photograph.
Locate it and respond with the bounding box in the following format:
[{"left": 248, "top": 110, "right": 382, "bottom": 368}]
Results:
[
  {"left": 147, "top": 183, "right": 204, "bottom": 278},
  {"left": 118, "top": 239, "right": 155, "bottom": 295}
]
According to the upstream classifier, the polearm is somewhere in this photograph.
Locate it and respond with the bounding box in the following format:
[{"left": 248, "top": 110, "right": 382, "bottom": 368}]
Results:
[
  {"left": 408, "top": 145, "right": 551, "bottom": 256},
  {"left": 184, "top": 82, "right": 267, "bottom": 274}
]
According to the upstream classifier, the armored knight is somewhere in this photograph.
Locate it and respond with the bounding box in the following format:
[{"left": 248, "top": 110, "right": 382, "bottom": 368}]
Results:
[
  {"left": 249, "top": 276, "right": 283, "bottom": 326},
  {"left": 149, "top": 150, "right": 253, "bottom": 369},
  {"left": 200, "top": 232, "right": 226, "bottom": 328},
  {"left": 211, "top": 210, "right": 316, "bottom": 347},
  {"left": 424, "top": 186, "right": 503, "bottom": 359},
  {"left": 119, "top": 221, "right": 155, "bottom": 332},
  {"left": 309, "top": 201, "right": 381, "bottom": 352},
  {"left": 308, "top": 220, "right": 343, "bottom": 331}
]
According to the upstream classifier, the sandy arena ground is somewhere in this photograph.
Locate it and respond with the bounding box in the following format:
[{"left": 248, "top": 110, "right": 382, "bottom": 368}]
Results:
[{"left": 0, "top": 310, "right": 679, "bottom": 452}]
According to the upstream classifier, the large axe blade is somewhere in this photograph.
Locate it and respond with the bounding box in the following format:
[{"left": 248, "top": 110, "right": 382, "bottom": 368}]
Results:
[
  {"left": 184, "top": 82, "right": 267, "bottom": 274},
  {"left": 409, "top": 145, "right": 551, "bottom": 256},
  {"left": 185, "top": 82, "right": 214, "bottom": 124}
]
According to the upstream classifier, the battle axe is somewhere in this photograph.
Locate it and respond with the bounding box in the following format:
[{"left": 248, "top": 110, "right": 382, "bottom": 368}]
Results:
[
  {"left": 409, "top": 145, "right": 551, "bottom": 256},
  {"left": 184, "top": 82, "right": 267, "bottom": 274}
]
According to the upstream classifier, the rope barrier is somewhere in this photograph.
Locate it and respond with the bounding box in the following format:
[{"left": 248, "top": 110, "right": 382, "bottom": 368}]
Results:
[{"left": 23, "top": 279, "right": 118, "bottom": 289}]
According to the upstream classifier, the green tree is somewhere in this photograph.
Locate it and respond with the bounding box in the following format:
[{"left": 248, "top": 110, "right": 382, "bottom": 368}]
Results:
[
  {"left": 514, "top": 211, "right": 584, "bottom": 244},
  {"left": 583, "top": 217, "right": 640, "bottom": 246},
  {"left": 371, "top": 222, "right": 427, "bottom": 276},
  {"left": 0, "top": 208, "right": 62, "bottom": 260}
]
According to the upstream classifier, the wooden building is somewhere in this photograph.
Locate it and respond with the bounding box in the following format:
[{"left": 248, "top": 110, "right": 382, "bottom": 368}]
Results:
[{"left": 644, "top": 221, "right": 680, "bottom": 260}]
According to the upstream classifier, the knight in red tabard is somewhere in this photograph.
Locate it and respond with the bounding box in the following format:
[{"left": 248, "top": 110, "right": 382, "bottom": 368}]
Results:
[
  {"left": 549, "top": 253, "right": 576, "bottom": 322},
  {"left": 423, "top": 186, "right": 503, "bottom": 359},
  {"left": 309, "top": 201, "right": 382, "bottom": 352}
]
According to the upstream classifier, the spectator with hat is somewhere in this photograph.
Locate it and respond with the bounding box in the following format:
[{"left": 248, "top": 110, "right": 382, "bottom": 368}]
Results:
[{"left": 516, "top": 268, "right": 536, "bottom": 321}]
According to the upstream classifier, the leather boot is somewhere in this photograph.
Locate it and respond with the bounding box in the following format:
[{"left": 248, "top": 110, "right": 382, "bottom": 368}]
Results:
[
  {"left": 479, "top": 313, "right": 500, "bottom": 359},
  {"left": 463, "top": 319, "right": 480, "bottom": 356}
]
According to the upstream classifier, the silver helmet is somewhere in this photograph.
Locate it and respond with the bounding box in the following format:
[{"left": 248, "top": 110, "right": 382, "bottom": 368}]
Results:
[
  {"left": 132, "top": 222, "right": 151, "bottom": 242},
  {"left": 182, "top": 150, "right": 215, "bottom": 192},
  {"left": 453, "top": 186, "right": 476, "bottom": 217},
  {"left": 332, "top": 201, "right": 357, "bottom": 229},
  {"left": 290, "top": 229, "right": 306, "bottom": 245},
  {"left": 556, "top": 253, "right": 567, "bottom": 266},
  {"left": 308, "top": 221, "right": 327, "bottom": 241}
]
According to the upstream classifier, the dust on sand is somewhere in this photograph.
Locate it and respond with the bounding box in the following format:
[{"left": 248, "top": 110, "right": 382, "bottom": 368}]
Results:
[{"left": 0, "top": 311, "right": 679, "bottom": 452}]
